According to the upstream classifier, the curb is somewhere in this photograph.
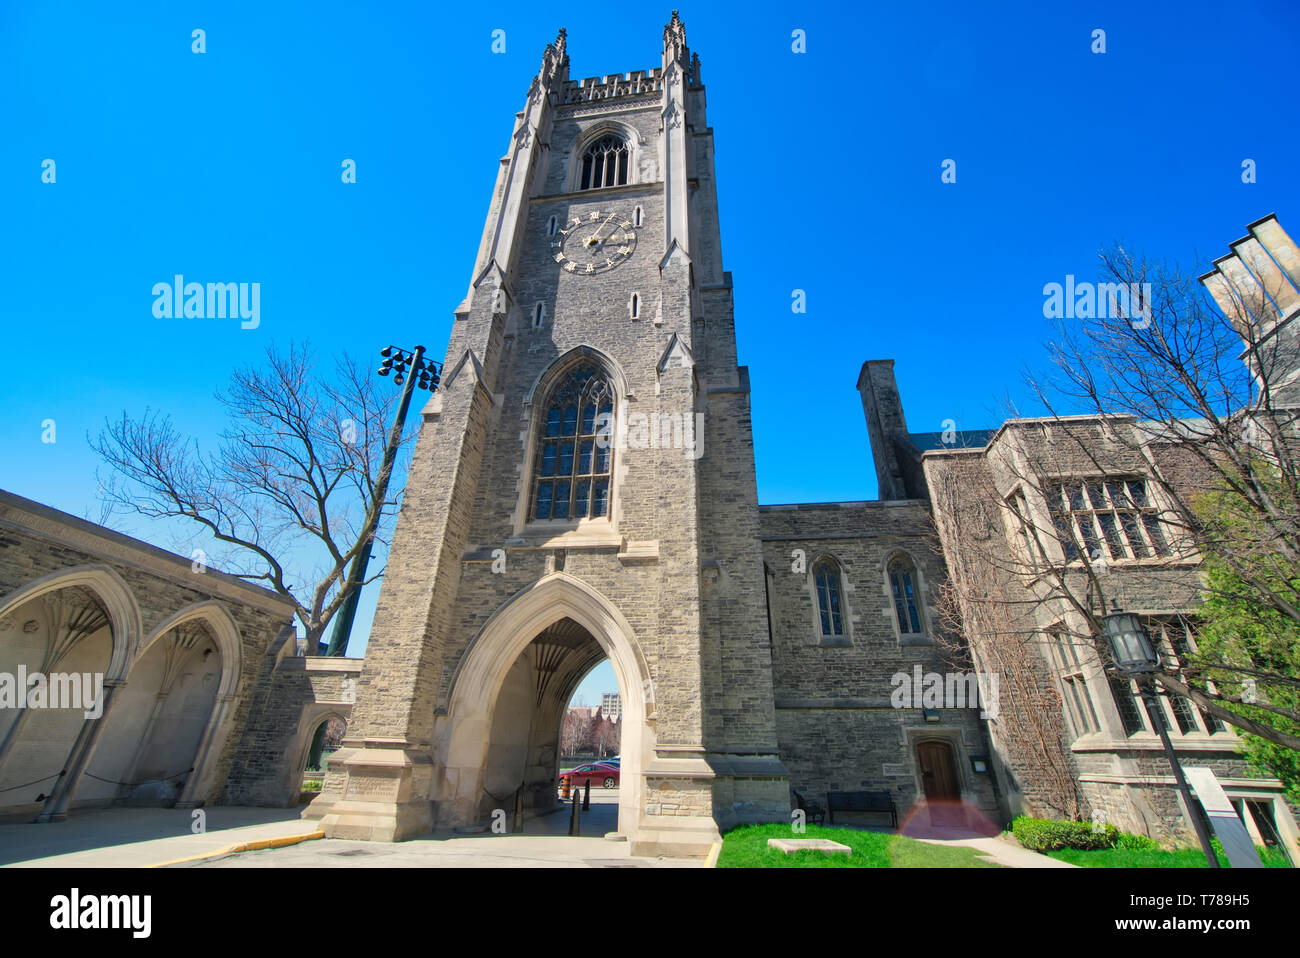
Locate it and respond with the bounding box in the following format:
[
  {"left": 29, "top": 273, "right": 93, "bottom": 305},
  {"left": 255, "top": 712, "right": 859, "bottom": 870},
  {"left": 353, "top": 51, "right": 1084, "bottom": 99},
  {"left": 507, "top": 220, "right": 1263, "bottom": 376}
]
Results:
[
  {"left": 146, "top": 830, "right": 326, "bottom": 868},
  {"left": 704, "top": 840, "right": 721, "bottom": 868}
]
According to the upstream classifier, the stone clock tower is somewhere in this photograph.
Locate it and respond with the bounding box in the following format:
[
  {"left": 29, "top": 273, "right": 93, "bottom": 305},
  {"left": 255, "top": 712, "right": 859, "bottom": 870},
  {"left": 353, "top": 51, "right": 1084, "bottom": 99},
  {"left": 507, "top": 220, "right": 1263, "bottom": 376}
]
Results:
[{"left": 314, "top": 12, "right": 788, "bottom": 858}]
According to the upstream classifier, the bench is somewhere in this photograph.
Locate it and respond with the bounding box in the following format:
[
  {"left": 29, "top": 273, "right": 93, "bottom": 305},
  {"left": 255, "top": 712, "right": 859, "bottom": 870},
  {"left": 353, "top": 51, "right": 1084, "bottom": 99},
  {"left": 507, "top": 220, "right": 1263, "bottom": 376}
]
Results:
[
  {"left": 826, "top": 790, "right": 897, "bottom": 828},
  {"left": 791, "top": 789, "right": 825, "bottom": 826}
]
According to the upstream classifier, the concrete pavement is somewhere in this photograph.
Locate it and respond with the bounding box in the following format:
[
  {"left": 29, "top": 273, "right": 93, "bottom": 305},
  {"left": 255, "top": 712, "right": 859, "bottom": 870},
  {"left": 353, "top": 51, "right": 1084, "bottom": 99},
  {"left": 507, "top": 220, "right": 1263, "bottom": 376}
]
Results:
[
  {"left": 186, "top": 792, "right": 702, "bottom": 868},
  {"left": 0, "top": 791, "right": 703, "bottom": 868},
  {"left": 0, "top": 793, "right": 1067, "bottom": 868},
  {"left": 0, "top": 806, "right": 320, "bottom": 868}
]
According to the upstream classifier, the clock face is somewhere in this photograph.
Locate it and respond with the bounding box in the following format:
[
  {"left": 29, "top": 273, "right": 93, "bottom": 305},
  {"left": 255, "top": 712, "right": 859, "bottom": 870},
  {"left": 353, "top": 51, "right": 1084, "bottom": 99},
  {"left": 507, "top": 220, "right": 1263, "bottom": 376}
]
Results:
[{"left": 551, "top": 209, "right": 637, "bottom": 275}]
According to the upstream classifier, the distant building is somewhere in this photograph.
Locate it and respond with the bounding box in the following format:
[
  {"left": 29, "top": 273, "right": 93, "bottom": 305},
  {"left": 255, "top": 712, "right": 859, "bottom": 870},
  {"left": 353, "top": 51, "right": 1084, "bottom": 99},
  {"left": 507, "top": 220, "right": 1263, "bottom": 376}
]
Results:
[{"left": 601, "top": 692, "right": 622, "bottom": 722}]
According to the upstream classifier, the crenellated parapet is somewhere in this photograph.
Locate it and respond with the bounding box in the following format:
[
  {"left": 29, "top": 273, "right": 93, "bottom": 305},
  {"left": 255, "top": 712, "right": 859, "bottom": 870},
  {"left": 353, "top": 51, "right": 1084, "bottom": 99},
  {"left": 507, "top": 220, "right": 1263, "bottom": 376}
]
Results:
[{"left": 557, "top": 67, "right": 697, "bottom": 106}]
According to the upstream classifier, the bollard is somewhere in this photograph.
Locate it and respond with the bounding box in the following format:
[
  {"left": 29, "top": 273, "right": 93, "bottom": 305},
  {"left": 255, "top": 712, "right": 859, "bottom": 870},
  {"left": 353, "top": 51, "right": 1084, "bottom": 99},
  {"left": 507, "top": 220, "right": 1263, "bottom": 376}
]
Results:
[
  {"left": 582, "top": 776, "right": 591, "bottom": 812},
  {"left": 568, "top": 792, "right": 580, "bottom": 836},
  {"left": 513, "top": 784, "right": 524, "bottom": 833}
]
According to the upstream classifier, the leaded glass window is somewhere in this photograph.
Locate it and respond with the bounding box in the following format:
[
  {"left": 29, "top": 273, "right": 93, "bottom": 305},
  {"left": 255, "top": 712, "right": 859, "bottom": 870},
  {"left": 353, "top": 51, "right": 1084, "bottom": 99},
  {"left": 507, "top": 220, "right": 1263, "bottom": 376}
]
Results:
[
  {"left": 579, "top": 135, "right": 629, "bottom": 190},
  {"left": 1109, "top": 676, "right": 1147, "bottom": 735},
  {"left": 1049, "top": 630, "right": 1100, "bottom": 738},
  {"left": 889, "top": 557, "right": 923, "bottom": 634},
  {"left": 1045, "top": 477, "right": 1173, "bottom": 564},
  {"left": 812, "top": 558, "right": 844, "bottom": 638},
  {"left": 531, "top": 363, "right": 615, "bottom": 521}
]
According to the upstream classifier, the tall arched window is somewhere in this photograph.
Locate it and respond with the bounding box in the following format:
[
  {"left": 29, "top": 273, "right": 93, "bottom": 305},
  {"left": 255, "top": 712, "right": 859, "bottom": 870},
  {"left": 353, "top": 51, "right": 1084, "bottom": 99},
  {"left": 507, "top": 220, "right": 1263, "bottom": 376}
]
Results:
[
  {"left": 579, "top": 134, "right": 629, "bottom": 190},
  {"left": 889, "top": 556, "right": 923, "bottom": 635},
  {"left": 531, "top": 362, "right": 615, "bottom": 521},
  {"left": 812, "top": 557, "right": 845, "bottom": 639}
]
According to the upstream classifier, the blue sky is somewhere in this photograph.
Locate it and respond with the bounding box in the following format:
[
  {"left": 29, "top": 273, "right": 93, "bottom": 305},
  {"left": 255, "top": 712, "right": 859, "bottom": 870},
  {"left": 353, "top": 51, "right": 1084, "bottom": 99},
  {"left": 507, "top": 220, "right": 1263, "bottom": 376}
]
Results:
[{"left": 2, "top": 1, "right": 1297, "bottom": 704}]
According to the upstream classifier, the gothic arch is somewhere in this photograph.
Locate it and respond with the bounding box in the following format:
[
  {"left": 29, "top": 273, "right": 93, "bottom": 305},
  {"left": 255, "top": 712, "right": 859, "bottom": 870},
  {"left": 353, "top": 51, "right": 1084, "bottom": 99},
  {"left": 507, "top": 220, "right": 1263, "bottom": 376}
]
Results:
[
  {"left": 437, "top": 572, "right": 652, "bottom": 839},
  {"left": 522, "top": 344, "right": 629, "bottom": 408},
  {"left": 77, "top": 600, "right": 244, "bottom": 809},
  {"left": 806, "top": 552, "right": 852, "bottom": 645},
  {"left": 293, "top": 707, "right": 350, "bottom": 779},
  {"left": 563, "top": 120, "right": 646, "bottom": 192},
  {"left": 0, "top": 565, "right": 132, "bottom": 815},
  {"left": 0, "top": 564, "right": 140, "bottom": 682},
  {"left": 136, "top": 600, "right": 243, "bottom": 699},
  {"left": 903, "top": 729, "right": 971, "bottom": 802},
  {"left": 516, "top": 347, "right": 628, "bottom": 533},
  {"left": 884, "top": 549, "right": 930, "bottom": 641}
]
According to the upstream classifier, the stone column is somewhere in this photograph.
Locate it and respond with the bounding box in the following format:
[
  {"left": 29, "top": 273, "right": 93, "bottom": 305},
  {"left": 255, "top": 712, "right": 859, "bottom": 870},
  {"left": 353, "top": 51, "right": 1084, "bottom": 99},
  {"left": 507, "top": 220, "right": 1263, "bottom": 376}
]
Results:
[{"left": 36, "top": 678, "right": 125, "bottom": 822}]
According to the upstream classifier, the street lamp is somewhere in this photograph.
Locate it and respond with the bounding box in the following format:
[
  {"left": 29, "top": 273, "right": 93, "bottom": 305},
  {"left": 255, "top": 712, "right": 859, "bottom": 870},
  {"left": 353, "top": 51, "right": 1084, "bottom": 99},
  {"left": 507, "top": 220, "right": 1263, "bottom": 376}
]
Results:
[
  {"left": 1102, "top": 606, "right": 1160, "bottom": 674},
  {"left": 1102, "top": 600, "right": 1219, "bottom": 867}
]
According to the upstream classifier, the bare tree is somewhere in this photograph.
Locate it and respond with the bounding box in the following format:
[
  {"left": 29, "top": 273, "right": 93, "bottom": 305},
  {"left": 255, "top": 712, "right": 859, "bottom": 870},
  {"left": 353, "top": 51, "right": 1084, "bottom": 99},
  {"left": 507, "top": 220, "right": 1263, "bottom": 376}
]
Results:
[
  {"left": 932, "top": 242, "right": 1300, "bottom": 756},
  {"left": 91, "top": 342, "right": 409, "bottom": 654},
  {"left": 561, "top": 708, "right": 589, "bottom": 758},
  {"left": 1025, "top": 243, "right": 1300, "bottom": 751},
  {"left": 593, "top": 715, "right": 619, "bottom": 759}
]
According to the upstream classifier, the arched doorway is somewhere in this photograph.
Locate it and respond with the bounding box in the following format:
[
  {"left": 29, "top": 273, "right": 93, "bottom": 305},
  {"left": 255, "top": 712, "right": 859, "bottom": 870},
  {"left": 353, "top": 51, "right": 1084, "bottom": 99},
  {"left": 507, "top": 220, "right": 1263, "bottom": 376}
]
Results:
[
  {"left": 299, "top": 713, "right": 348, "bottom": 803},
  {"left": 435, "top": 573, "right": 651, "bottom": 842}
]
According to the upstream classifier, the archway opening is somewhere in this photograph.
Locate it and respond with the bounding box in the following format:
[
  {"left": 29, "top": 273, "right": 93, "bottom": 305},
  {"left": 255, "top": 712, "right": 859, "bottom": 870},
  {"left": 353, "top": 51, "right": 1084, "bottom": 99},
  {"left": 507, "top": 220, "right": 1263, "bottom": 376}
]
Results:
[
  {"left": 477, "top": 617, "right": 619, "bottom": 833},
  {"left": 0, "top": 587, "right": 112, "bottom": 816},
  {"left": 81, "top": 621, "right": 222, "bottom": 807},
  {"left": 557, "top": 653, "right": 621, "bottom": 833},
  {"left": 301, "top": 715, "right": 347, "bottom": 803},
  {"left": 437, "top": 574, "right": 650, "bottom": 842}
]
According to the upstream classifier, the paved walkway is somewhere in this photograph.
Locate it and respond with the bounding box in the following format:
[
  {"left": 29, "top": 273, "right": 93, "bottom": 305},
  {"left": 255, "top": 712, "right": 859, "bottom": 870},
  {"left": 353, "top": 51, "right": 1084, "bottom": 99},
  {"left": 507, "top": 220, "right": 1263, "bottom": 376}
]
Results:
[
  {"left": 909, "top": 827, "right": 1078, "bottom": 867},
  {"left": 0, "top": 798, "right": 1067, "bottom": 869},
  {"left": 187, "top": 793, "right": 700, "bottom": 869},
  {"left": 0, "top": 793, "right": 702, "bottom": 869},
  {"left": 0, "top": 807, "right": 320, "bottom": 868}
]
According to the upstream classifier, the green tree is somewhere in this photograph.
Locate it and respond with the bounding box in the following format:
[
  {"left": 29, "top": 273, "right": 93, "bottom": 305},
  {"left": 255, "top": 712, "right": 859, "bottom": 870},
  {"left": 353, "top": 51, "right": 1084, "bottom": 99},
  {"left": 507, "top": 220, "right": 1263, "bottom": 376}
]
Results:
[{"left": 1192, "top": 480, "right": 1300, "bottom": 799}]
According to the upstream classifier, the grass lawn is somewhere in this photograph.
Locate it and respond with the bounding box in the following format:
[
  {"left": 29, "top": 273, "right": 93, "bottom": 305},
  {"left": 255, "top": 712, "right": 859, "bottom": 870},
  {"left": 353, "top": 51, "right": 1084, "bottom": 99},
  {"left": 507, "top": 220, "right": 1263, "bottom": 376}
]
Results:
[
  {"left": 1045, "top": 843, "right": 1293, "bottom": 868},
  {"left": 716, "top": 823, "right": 1003, "bottom": 868}
]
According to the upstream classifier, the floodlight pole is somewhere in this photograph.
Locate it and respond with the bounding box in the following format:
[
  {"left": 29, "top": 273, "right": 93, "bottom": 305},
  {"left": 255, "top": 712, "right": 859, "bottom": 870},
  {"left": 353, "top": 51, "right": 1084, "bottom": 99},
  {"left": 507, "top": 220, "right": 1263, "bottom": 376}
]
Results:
[
  {"left": 324, "top": 344, "right": 431, "bottom": 657},
  {"left": 307, "top": 345, "right": 437, "bottom": 774}
]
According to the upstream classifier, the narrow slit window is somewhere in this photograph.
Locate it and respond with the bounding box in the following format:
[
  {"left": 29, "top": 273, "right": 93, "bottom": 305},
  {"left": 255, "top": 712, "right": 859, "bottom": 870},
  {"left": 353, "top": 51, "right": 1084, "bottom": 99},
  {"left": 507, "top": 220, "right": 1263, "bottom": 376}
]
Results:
[
  {"left": 812, "top": 558, "right": 845, "bottom": 639},
  {"left": 889, "top": 557, "right": 923, "bottom": 635}
]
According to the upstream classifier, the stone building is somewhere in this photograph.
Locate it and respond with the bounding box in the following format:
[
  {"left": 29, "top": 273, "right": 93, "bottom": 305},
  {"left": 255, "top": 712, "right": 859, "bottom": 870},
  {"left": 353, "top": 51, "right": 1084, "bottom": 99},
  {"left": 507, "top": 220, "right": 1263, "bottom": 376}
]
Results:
[
  {"left": 310, "top": 14, "right": 1001, "bottom": 858},
  {"left": 916, "top": 215, "right": 1300, "bottom": 857},
  {"left": 312, "top": 14, "right": 788, "bottom": 859},
  {"left": 2, "top": 13, "right": 1295, "bottom": 864},
  {"left": 0, "top": 491, "right": 298, "bottom": 819},
  {"left": 601, "top": 692, "right": 622, "bottom": 721},
  {"left": 308, "top": 16, "right": 1297, "bottom": 859}
]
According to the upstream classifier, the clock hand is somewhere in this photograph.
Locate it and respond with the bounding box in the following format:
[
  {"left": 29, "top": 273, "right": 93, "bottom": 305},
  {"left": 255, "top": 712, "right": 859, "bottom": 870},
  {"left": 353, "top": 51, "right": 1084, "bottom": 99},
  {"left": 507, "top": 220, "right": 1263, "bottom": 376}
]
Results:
[{"left": 586, "top": 212, "right": 619, "bottom": 247}]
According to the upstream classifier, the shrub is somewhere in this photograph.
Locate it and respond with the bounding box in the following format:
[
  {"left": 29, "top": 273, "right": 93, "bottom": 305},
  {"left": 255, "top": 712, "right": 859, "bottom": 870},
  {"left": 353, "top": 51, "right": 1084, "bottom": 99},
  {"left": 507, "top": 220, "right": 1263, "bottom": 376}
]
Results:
[
  {"left": 1116, "top": 831, "right": 1160, "bottom": 851},
  {"left": 1012, "top": 815, "right": 1118, "bottom": 851}
]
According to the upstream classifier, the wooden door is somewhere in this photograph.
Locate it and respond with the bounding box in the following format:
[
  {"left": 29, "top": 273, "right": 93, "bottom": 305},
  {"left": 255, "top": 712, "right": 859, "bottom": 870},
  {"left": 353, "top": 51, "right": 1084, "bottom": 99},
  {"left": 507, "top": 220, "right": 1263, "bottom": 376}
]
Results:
[{"left": 917, "top": 741, "right": 960, "bottom": 803}]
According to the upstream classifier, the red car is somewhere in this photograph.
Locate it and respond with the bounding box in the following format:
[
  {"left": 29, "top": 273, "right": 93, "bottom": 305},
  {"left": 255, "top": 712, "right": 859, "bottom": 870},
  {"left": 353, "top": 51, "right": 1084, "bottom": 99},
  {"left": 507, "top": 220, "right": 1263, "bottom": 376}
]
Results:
[{"left": 561, "top": 762, "right": 620, "bottom": 789}]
